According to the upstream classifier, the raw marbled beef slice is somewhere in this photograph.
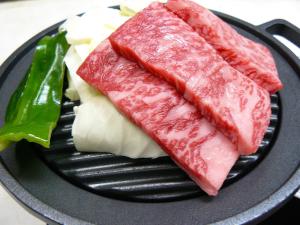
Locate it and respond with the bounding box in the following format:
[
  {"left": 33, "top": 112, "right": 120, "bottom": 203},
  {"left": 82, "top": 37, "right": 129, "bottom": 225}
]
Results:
[
  {"left": 77, "top": 40, "right": 239, "bottom": 196},
  {"left": 109, "top": 2, "right": 271, "bottom": 155},
  {"left": 166, "top": 0, "right": 282, "bottom": 93}
]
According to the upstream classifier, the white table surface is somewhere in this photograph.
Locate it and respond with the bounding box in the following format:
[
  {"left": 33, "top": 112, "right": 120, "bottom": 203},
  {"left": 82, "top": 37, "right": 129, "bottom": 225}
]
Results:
[{"left": 0, "top": 0, "right": 299, "bottom": 224}]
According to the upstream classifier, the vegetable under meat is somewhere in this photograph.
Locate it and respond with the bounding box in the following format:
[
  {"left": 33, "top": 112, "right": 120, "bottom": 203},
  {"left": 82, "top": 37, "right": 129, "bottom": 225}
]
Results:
[
  {"left": 73, "top": 96, "right": 166, "bottom": 158},
  {"left": 64, "top": 37, "right": 166, "bottom": 158},
  {"left": 64, "top": 46, "right": 99, "bottom": 103},
  {"left": 0, "top": 32, "right": 69, "bottom": 151}
]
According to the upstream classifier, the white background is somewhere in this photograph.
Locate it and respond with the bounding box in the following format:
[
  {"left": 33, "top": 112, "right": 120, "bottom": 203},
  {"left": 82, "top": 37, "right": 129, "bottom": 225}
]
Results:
[{"left": 0, "top": 0, "right": 299, "bottom": 224}]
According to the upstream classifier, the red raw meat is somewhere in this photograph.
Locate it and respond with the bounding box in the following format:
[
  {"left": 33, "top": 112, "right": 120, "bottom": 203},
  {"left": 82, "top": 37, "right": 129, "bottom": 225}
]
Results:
[
  {"left": 77, "top": 40, "right": 239, "bottom": 196},
  {"left": 109, "top": 2, "right": 271, "bottom": 155},
  {"left": 166, "top": 0, "right": 282, "bottom": 93}
]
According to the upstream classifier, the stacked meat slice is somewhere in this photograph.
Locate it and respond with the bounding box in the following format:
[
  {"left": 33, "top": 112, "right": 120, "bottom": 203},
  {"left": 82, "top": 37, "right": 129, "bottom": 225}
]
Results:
[
  {"left": 77, "top": 1, "right": 281, "bottom": 196},
  {"left": 166, "top": 0, "right": 282, "bottom": 93}
]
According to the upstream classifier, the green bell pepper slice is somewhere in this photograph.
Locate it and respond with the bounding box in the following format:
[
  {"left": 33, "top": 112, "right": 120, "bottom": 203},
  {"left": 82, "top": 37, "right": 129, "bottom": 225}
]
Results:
[{"left": 0, "top": 31, "right": 69, "bottom": 151}]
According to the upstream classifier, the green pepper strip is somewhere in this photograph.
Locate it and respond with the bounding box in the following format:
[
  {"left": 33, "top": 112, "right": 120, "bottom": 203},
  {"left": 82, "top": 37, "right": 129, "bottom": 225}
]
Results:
[{"left": 0, "top": 32, "right": 69, "bottom": 151}]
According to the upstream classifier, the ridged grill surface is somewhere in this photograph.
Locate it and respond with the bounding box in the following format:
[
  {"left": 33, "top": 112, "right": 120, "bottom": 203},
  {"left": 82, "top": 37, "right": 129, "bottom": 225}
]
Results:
[{"left": 36, "top": 94, "right": 280, "bottom": 202}]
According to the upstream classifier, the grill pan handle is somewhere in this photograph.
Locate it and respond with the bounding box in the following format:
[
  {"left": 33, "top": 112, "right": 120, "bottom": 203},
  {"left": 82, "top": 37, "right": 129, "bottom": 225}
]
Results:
[
  {"left": 259, "top": 19, "right": 300, "bottom": 48},
  {"left": 260, "top": 19, "right": 300, "bottom": 199}
]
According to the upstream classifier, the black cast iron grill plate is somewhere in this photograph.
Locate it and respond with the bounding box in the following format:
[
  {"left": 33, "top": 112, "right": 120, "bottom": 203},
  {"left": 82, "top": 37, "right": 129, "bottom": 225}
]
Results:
[
  {"left": 34, "top": 6, "right": 281, "bottom": 202},
  {"left": 35, "top": 89, "right": 280, "bottom": 202},
  {"left": 1, "top": 7, "right": 300, "bottom": 225}
]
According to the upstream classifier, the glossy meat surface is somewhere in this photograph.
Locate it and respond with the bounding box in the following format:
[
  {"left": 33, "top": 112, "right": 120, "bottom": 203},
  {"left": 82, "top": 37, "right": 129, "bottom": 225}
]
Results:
[{"left": 109, "top": 2, "right": 271, "bottom": 154}]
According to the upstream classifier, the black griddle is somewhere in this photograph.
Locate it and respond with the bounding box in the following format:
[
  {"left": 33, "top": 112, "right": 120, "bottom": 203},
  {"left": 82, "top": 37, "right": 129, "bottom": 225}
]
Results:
[
  {"left": 0, "top": 8, "right": 300, "bottom": 225},
  {"left": 34, "top": 93, "right": 279, "bottom": 202}
]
